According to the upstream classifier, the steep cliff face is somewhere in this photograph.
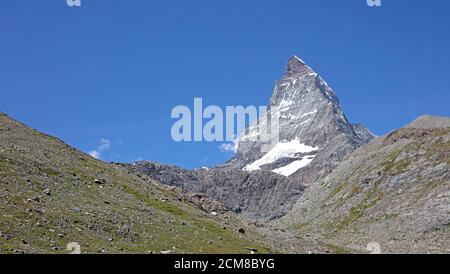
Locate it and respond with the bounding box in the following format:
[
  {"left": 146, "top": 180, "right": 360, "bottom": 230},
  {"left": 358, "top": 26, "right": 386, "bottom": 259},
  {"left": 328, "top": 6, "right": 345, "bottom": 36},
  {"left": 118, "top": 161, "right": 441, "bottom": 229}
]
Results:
[{"left": 227, "top": 56, "right": 374, "bottom": 185}]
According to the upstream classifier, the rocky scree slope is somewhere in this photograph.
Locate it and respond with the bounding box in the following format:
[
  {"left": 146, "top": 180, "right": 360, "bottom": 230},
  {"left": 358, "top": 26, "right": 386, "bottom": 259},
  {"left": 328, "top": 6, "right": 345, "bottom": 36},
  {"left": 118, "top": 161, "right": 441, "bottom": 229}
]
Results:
[
  {"left": 279, "top": 115, "right": 450, "bottom": 254},
  {"left": 0, "top": 112, "right": 274, "bottom": 254}
]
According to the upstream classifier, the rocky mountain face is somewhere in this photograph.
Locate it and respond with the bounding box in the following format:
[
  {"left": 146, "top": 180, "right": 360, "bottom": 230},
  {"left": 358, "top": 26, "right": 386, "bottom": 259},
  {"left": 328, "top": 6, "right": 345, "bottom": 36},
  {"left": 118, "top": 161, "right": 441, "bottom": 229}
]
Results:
[
  {"left": 352, "top": 123, "right": 378, "bottom": 144},
  {"left": 122, "top": 162, "right": 304, "bottom": 220},
  {"left": 119, "top": 57, "right": 449, "bottom": 253},
  {"left": 125, "top": 56, "right": 375, "bottom": 220},
  {"left": 1, "top": 77, "right": 448, "bottom": 254},
  {"left": 278, "top": 116, "right": 450, "bottom": 253},
  {"left": 226, "top": 56, "right": 375, "bottom": 184},
  {"left": 0, "top": 112, "right": 275, "bottom": 254},
  {"left": 2, "top": 54, "right": 448, "bottom": 254}
]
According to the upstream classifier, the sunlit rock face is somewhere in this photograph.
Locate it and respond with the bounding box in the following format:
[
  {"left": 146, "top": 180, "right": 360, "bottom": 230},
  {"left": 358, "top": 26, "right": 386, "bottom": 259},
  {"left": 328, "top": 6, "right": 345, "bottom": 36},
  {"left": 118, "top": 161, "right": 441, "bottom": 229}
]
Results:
[{"left": 227, "top": 56, "right": 374, "bottom": 184}]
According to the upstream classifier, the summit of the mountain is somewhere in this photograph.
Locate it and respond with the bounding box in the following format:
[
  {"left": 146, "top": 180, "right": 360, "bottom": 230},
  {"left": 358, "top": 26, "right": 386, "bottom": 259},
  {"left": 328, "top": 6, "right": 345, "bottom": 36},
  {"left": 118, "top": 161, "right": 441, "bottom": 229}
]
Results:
[
  {"left": 227, "top": 56, "right": 374, "bottom": 185},
  {"left": 284, "top": 55, "right": 311, "bottom": 78}
]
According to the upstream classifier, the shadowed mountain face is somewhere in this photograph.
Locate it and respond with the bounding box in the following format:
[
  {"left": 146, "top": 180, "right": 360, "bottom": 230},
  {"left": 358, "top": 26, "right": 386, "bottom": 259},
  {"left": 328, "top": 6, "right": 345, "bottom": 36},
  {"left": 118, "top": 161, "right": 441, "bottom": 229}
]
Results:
[
  {"left": 122, "top": 162, "right": 304, "bottom": 220},
  {"left": 226, "top": 56, "right": 375, "bottom": 184}
]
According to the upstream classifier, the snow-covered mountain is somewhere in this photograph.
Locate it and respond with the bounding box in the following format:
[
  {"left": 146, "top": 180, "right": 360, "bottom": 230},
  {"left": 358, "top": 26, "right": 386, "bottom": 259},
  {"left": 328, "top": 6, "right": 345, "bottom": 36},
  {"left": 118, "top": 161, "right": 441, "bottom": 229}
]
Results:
[
  {"left": 226, "top": 56, "right": 375, "bottom": 184},
  {"left": 125, "top": 56, "right": 376, "bottom": 219}
]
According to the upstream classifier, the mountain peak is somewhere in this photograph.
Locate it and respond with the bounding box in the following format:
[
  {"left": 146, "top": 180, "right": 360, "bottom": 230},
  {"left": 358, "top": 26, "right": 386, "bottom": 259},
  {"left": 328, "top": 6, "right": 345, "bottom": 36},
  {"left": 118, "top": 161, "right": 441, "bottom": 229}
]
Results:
[
  {"left": 228, "top": 55, "right": 372, "bottom": 185},
  {"left": 285, "top": 55, "right": 310, "bottom": 78},
  {"left": 291, "top": 55, "right": 306, "bottom": 65}
]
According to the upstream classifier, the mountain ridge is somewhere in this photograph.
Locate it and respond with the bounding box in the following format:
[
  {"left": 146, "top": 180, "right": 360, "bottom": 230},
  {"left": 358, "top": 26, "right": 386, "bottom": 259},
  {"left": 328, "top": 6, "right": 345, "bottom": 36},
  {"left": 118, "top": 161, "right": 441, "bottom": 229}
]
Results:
[{"left": 406, "top": 115, "right": 450, "bottom": 129}]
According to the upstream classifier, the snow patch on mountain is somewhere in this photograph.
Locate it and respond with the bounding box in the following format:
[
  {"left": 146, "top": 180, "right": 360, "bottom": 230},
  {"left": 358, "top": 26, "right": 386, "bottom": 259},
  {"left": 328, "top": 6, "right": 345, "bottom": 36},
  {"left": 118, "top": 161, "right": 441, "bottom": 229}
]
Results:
[
  {"left": 243, "top": 139, "right": 318, "bottom": 172},
  {"left": 272, "top": 155, "right": 316, "bottom": 176}
]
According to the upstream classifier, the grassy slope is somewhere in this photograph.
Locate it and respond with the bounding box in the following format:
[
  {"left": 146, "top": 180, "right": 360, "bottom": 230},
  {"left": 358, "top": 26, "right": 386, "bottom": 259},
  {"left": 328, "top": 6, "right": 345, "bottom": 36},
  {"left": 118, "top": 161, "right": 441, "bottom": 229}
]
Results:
[{"left": 0, "top": 113, "right": 274, "bottom": 254}]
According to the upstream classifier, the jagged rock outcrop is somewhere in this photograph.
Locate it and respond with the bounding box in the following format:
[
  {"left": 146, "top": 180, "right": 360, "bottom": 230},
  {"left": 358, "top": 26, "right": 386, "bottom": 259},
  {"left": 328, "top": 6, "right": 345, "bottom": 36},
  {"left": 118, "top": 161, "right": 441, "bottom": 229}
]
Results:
[
  {"left": 225, "top": 56, "right": 374, "bottom": 184},
  {"left": 352, "top": 123, "right": 377, "bottom": 144}
]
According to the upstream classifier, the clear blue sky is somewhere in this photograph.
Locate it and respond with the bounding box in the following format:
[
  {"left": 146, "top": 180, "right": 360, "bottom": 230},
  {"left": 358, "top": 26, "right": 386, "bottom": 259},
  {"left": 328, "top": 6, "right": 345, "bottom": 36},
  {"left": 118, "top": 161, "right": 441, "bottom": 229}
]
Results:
[{"left": 1, "top": 0, "right": 449, "bottom": 168}]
